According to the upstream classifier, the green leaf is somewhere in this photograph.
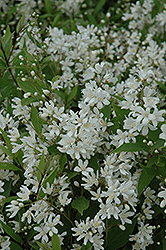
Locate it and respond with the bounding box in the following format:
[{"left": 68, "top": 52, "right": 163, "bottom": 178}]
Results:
[
  {"left": 59, "top": 153, "right": 67, "bottom": 171},
  {"left": 87, "top": 14, "right": 97, "bottom": 25},
  {"left": 152, "top": 140, "right": 164, "bottom": 151},
  {"left": 36, "top": 151, "right": 45, "bottom": 182},
  {"left": 0, "top": 162, "right": 21, "bottom": 171},
  {"left": 112, "top": 104, "right": 129, "bottom": 125},
  {"left": 0, "top": 78, "right": 17, "bottom": 101},
  {"left": 30, "top": 105, "right": 42, "bottom": 135},
  {"left": 21, "top": 96, "right": 38, "bottom": 106},
  {"left": 54, "top": 89, "right": 66, "bottom": 100},
  {"left": 0, "top": 220, "right": 23, "bottom": 244},
  {"left": 94, "top": 0, "right": 107, "bottom": 15},
  {"left": 0, "top": 145, "right": 13, "bottom": 158},
  {"left": 0, "top": 128, "right": 12, "bottom": 149},
  {"left": 36, "top": 241, "right": 52, "bottom": 250},
  {"left": 37, "top": 166, "right": 58, "bottom": 199},
  {"left": 0, "top": 196, "right": 18, "bottom": 205},
  {"left": 0, "top": 58, "right": 6, "bottom": 69},
  {"left": 89, "top": 154, "right": 99, "bottom": 173},
  {"left": 106, "top": 219, "right": 136, "bottom": 250},
  {"left": 138, "top": 170, "right": 154, "bottom": 196},
  {"left": 2, "top": 26, "right": 13, "bottom": 58},
  {"left": 67, "top": 85, "right": 78, "bottom": 103},
  {"left": 71, "top": 196, "right": 89, "bottom": 216},
  {"left": 52, "top": 234, "right": 61, "bottom": 250},
  {"left": 101, "top": 105, "right": 112, "bottom": 119},
  {"left": 80, "top": 241, "right": 93, "bottom": 250},
  {"left": 140, "top": 163, "right": 158, "bottom": 176},
  {"left": 16, "top": 12, "right": 25, "bottom": 33},
  {"left": 44, "top": 0, "right": 53, "bottom": 14},
  {"left": 3, "top": 180, "right": 11, "bottom": 197},
  {"left": 17, "top": 78, "right": 37, "bottom": 93},
  {"left": 111, "top": 142, "right": 149, "bottom": 154},
  {"left": 156, "top": 80, "right": 166, "bottom": 93},
  {"left": 52, "top": 12, "right": 62, "bottom": 27},
  {"left": 10, "top": 241, "right": 24, "bottom": 250}
]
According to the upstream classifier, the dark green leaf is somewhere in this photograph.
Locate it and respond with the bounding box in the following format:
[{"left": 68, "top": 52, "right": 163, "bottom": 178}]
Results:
[
  {"left": 111, "top": 143, "right": 149, "bottom": 154},
  {"left": 10, "top": 241, "right": 24, "bottom": 250},
  {"left": 89, "top": 154, "right": 99, "bottom": 173},
  {"left": 138, "top": 170, "right": 154, "bottom": 196},
  {"left": 94, "top": 0, "right": 107, "bottom": 15},
  {"left": 59, "top": 153, "right": 67, "bottom": 171},
  {"left": 0, "top": 220, "right": 23, "bottom": 244},
  {"left": 112, "top": 104, "right": 129, "bottom": 125},
  {"left": 81, "top": 241, "right": 93, "bottom": 250},
  {"left": 44, "top": 0, "right": 53, "bottom": 14},
  {"left": 30, "top": 105, "right": 42, "bottom": 135},
  {"left": 152, "top": 140, "right": 164, "bottom": 151},
  {"left": 71, "top": 196, "right": 89, "bottom": 215},
  {"left": 21, "top": 96, "right": 38, "bottom": 106},
  {"left": 67, "top": 85, "right": 78, "bottom": 103},
  {"left": 140, "top": 163, "right": 158, "bottom": 176},
  {"left": 101, "top": 105, "right": 112, "bottom": 119},
  {"left": 106, "top": 219, "right": 136, "bottom": 250}
]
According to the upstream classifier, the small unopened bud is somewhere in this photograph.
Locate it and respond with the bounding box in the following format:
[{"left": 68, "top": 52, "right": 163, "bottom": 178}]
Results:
[{"left": 106, "top": 12, "right": 111, "bottom": 18}]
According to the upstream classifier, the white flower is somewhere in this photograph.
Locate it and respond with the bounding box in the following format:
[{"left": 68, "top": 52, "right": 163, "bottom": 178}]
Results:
[
  {"left": 158, "top": 187, "right": 166, "bottom": 208},
  {"left": 45, "top": 214, "right": 63, "bottom": 237},
  {"left": 17, "top": 185, "right": 31, "bottom": 202},
  {"left": 159, "top": 124, "right": 166, "bottom": 146},
  {"left": 34, "top": 224, "right": 49, "bottom": 243},
  {"left": 0, "top": 181, "right": 4, "bottom": 192}
]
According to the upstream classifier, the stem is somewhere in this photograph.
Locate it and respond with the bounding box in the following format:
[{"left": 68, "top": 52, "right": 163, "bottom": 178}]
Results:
[{"left": 0, "top": 41, "right": 19, "bottom": 88}]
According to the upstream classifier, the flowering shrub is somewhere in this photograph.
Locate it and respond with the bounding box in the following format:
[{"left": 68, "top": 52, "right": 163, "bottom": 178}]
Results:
[{"left": 0, "top": 0, "right": 166, "bottom": 249}]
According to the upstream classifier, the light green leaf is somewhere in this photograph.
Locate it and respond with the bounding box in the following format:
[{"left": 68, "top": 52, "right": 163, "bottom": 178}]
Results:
[
  {"left": 16, "top": 12, "right": 25, "bottom": 33},
  {"left": 0, "top": 128, "right": 12, "bottom": 149},
  {"left": 52, "top": 234, "right": 61, "bottom": 250},
  {"left": 71, "top": 196, "right": 89, "bottom": 215},
  {"left": 0, "top": 220, "right": 23, "bottom": 244},
  {"left": 36, "top": 240, "right": 52, "bottom": 250},
  {"left": 52, "top": 12, "right": 62, "bottom": 27},
  {"left": 156, "top": 80, "right": 166, "bottom": 93},
  {"left": 0, "top": 162, "right": 21, "bottom": 171},
  {"left": 30, "top": 105, "right": 42, "bottom": 135}
]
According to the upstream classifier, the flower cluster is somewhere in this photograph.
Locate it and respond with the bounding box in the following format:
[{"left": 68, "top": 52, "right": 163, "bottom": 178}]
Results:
[{"left": 0, "top": 0, "right": 166, "bottom": 249}]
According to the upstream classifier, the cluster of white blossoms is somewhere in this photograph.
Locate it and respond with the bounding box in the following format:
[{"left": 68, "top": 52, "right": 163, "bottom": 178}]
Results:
[{"left": 0, "top": 0, "right": 166, "bottom": 249}]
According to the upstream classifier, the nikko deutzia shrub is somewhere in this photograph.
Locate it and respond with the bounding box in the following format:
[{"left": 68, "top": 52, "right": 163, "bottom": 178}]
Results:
[{"left": 0, "top": 0, "right": 166, "bottom": 249}]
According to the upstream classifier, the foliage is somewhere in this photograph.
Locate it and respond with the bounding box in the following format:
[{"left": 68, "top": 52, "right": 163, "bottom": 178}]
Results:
[{"left": 0, "top": 0, "right": 166, "bottom": 250}]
